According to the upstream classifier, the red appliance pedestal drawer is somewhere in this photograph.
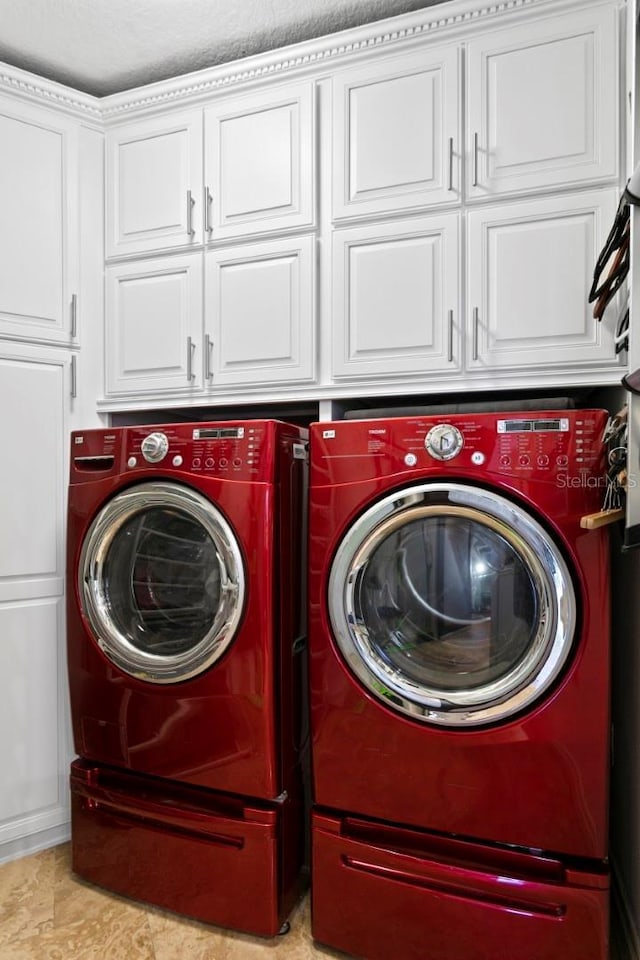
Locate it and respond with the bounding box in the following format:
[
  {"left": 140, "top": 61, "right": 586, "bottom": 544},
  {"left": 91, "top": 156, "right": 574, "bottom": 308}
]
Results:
[
  {"left": 311, "top": 810, "right": 609, "bottom": 960},
  {"left": 70, "top": 759, "right": 300, "bottom": 937}
]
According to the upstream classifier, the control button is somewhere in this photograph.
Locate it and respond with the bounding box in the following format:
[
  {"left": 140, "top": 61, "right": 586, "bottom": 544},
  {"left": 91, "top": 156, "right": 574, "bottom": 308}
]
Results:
[
  {"left": 404, "top": 453, "right": 418, "bottom": 467},
  {"left": 425, "top": 424, "right": 464, "bottom": 461},
  {"left": 127, "top": 456, "right": 137, "bottom": 469},
  {"left": 233, "top": 458, "right": 242, "bottom": 467},
  {"left": 518, "top": 455, "right": 530, "bottom": 467},
  {"left": 556, "top": 454, "right": 568, "bottom": 467},
  {"left": 499, "top": 455, "right": 511, "bottom": 467},
  {"left": 172, "top": 455, "right": 183, "bottom": 467},
  {"left": 471, "top": 451, "right": 485, "bottom": 465},
  {"left": 205, "top": 457, "right": 215, "bottom": 468},
  {"left": 219, "top": 457, "right": 228, "bottom": 467},
  {"left": 537, "top": 455, "right": 549, "bottom": 467},
  {"left": 192, "top": 457, "right": 201, "bottom": 468},
  {"left": 141, "top": 431, "right": 169, "bottom": 463}
]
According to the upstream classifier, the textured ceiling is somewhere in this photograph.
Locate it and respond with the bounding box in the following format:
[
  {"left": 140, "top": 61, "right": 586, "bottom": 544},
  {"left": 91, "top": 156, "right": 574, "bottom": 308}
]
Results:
[{"left": 0, "top": 0, "right": 447, "bottom": 97}]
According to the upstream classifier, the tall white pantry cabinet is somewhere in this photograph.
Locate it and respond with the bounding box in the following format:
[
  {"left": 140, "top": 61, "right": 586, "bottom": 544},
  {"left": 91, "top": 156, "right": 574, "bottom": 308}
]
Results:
[
  {"left": 0, "top": 82, "right": 104, "bottom": 862},
  {"left": 0, "top": 0, "right": 629, "bottom": 861}
]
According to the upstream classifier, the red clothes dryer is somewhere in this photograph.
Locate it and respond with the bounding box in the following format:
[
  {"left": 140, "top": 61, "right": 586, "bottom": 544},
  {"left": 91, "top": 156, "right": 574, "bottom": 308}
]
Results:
[
  {"left": 308, "top": 409, "right": 611, "bottom": 960},
  {"left": 67, "top": 420, "right": 308, "bottom": 936}
]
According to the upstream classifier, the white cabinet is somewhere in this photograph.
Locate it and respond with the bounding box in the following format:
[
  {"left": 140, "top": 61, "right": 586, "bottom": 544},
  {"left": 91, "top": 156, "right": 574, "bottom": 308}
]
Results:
[
  {"left": 332, "top": 46, "right": 461, "bottom": 220},
  {"left": 466, "top": 5, "right": 618, "bottom": 199},
  {"left": 332, "top": 215, "right": 460, "bottom": 379},
  {"left": 0, "top": 341, "right": 72, "bottom": 858},
  {"left": 105, "top": 254, "right": 203, "bottom": 395},
  {"left": 205, "top": 235, "right": 316, "bottom": 387},
  {"left": 106, "top": 110, "right": 204, "bottom": 258},
  {"left": 106, "top": 79, "right": 315, "bottom": 258},
  {"left": 0, "top": 98, "right": 79, "bottom": 346},
  {"left": 466, "top": 188, "right": 621, "bottom": 372},
  {"left": 204, "top": 81, "right": 315, "bottom": 240}
]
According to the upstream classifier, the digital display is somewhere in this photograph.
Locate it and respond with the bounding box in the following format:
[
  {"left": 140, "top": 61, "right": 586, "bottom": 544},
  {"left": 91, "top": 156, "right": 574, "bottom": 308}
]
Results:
[
  {"left": 497, "top": 418, "right": 569, "bottom": 434},
  {"left": 193, "top": 427, "right": 245, "bottom": 440}
]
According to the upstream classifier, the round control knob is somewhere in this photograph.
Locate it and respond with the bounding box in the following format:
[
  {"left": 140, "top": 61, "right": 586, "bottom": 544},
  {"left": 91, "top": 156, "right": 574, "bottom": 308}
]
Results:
[
  {"left": 140, "top": 432, "right": 169, "bottom": 463},
  {"left": 425, "top": 424, "right": 464, "bottom": 461}
]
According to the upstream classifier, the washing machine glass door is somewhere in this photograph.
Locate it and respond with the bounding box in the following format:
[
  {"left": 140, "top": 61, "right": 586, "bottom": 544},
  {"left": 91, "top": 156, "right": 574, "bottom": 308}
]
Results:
[
  {"left": 329, "top": 482, "right": 576, "bottom": 726},
  {"left": 80, "top": 481, "right": 245, "bottom": 683}
]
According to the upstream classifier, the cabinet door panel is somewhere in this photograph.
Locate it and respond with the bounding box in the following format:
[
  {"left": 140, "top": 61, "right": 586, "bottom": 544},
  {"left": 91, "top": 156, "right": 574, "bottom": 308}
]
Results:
[
  {"left": 206, "top": 236, "right": 315, "bottom": 386},
  {"left": 106, "top": 111, "right": 203, "bottom": 257},
  {"left": 467, "top": 7, "right": 618, "bottom": 198},
  {"left": 333, "top": 47, "right": 460, "bottom": 220},
  {"left": 0, "top": 346, "right": 66, "bottom": 602},
  {"left": 205, "top": 82, "right": 314, "bottom": 240},
  {"left": 332, "top": 215, "right": 460, "bottom": 379},
  {"left": 106, "top": 254, "right": 203, "bottom": 395},
  {"left": 467, "top": 190, "right": 621, "bottom": 370},
  {"left": 0, "top": 600, "right": 63, "bottom": 826},
  {"left": 0, "top": 102, "right": 78, "bottom": 344}
]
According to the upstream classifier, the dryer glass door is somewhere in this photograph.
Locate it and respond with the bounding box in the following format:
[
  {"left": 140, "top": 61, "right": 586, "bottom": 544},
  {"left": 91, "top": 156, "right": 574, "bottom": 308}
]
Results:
[
  {"left": 329, "top": 482, "right": 576, "bottom": 726},
  {"left": 80, "top": 482, "right": 245, "bottom": 683}
]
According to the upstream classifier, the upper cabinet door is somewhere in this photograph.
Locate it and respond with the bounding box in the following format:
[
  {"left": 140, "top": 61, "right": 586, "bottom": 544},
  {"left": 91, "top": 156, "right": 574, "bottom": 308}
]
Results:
[
  {"left": 332, "top": 46, "right": 461, "bottom": 221},
  {"left": 205, "top": 235, "right": 315, "bottom": 388},
  {"left": 204, "top": 81, "right": 315, "bottom": 241},
  {"left": 0, "top": 99, "right": 79, "bottom": 346},
  {"left": 466, "top": 188, "right": 621, "bottom": 372},
  {"left": 332, "top": 214, "right": 461, "bottom": 380},
  {"left": 105, "top": 253, "right": 203, "bottom": 396},
  {"left": 106, "top": 110, "right": 203, "bottom": 258},
  {"left": 466, "top": 6, "right": 618, "bottom": 199}
]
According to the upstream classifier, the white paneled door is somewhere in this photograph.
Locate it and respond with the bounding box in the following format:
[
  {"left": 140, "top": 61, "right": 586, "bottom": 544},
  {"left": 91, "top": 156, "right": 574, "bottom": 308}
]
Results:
[
  {"left": 0, "top": 99, "right": 78, "bottom": 346},
  {"left": 0, "top": 343, "right": 71, "bottom": 854},
  {"left": 331, "top": 215, "right": 460, "bottom": 379},
  {"left": 205, "top": 235, "right": 316, "bottom": 387},
  {"left": 105, "top": 253, "right": 204, "bottom": 395},
  {"left": 466, "top": 5, "right": 618, "bottom": 199},
  {"left": 466, "top": 189, "right": 621, "bottom": 370},
  {"left": 332, "top": 46, "right": 461, "bottom": 220}
]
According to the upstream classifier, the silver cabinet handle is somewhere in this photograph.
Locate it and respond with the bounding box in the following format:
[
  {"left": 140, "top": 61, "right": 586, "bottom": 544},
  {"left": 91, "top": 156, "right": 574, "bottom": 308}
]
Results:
[
  {"left": 448, "top": 138, "right": 454, "bottom": 192},
  {"left": 187, "top": 336, "right": 196, "bottom": 381},
  {"left": 204, "top": 186, "right": 213, "bottom": 235},
  {"left": 204, "top": 333, "right": 214, "bottom": 380},
  {"left": 70, "top": 355, "right": 77, "bottom": 399},
  {"left": 186, "top": 190, "right": 195, "bottom": 236},
  {"left": 472, "top": 132, "right": 479, "bottom": 188},
  {"left": 448, "top": 309, "right": 454, "bottom": 362},
  {"left": 70, "top": 293, "right": 78, "bottom": 338},
  {"left": 472, "top": 307, "right": 479, "bottom": 361}
]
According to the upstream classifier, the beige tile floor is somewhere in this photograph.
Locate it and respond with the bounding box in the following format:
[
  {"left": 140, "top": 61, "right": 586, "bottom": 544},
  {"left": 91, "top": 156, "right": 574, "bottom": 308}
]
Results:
[
  {"left": 0, "top": 843, "right": 349, "bottom": 960},
  {"left": 0, "top": 843, "right": 625, "bottom": 959}
]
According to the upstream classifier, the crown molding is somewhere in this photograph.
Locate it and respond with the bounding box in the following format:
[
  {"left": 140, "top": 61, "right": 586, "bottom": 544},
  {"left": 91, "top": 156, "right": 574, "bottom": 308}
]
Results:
[
  {"left": 0, "top": 62, "right": 101, "bottom": 123},
  {"left": 0, "top": 0, "right": 622, "bottom": 125}
]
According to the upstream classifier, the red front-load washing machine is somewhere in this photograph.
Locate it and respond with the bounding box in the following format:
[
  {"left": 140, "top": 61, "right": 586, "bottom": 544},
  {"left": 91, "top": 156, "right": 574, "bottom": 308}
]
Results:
[
  {"left": 67, "top": 420, "right": 308, "bottom": 936},
  {"left": 308, "top": 409, "right": 611, "bottom": 960}
]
